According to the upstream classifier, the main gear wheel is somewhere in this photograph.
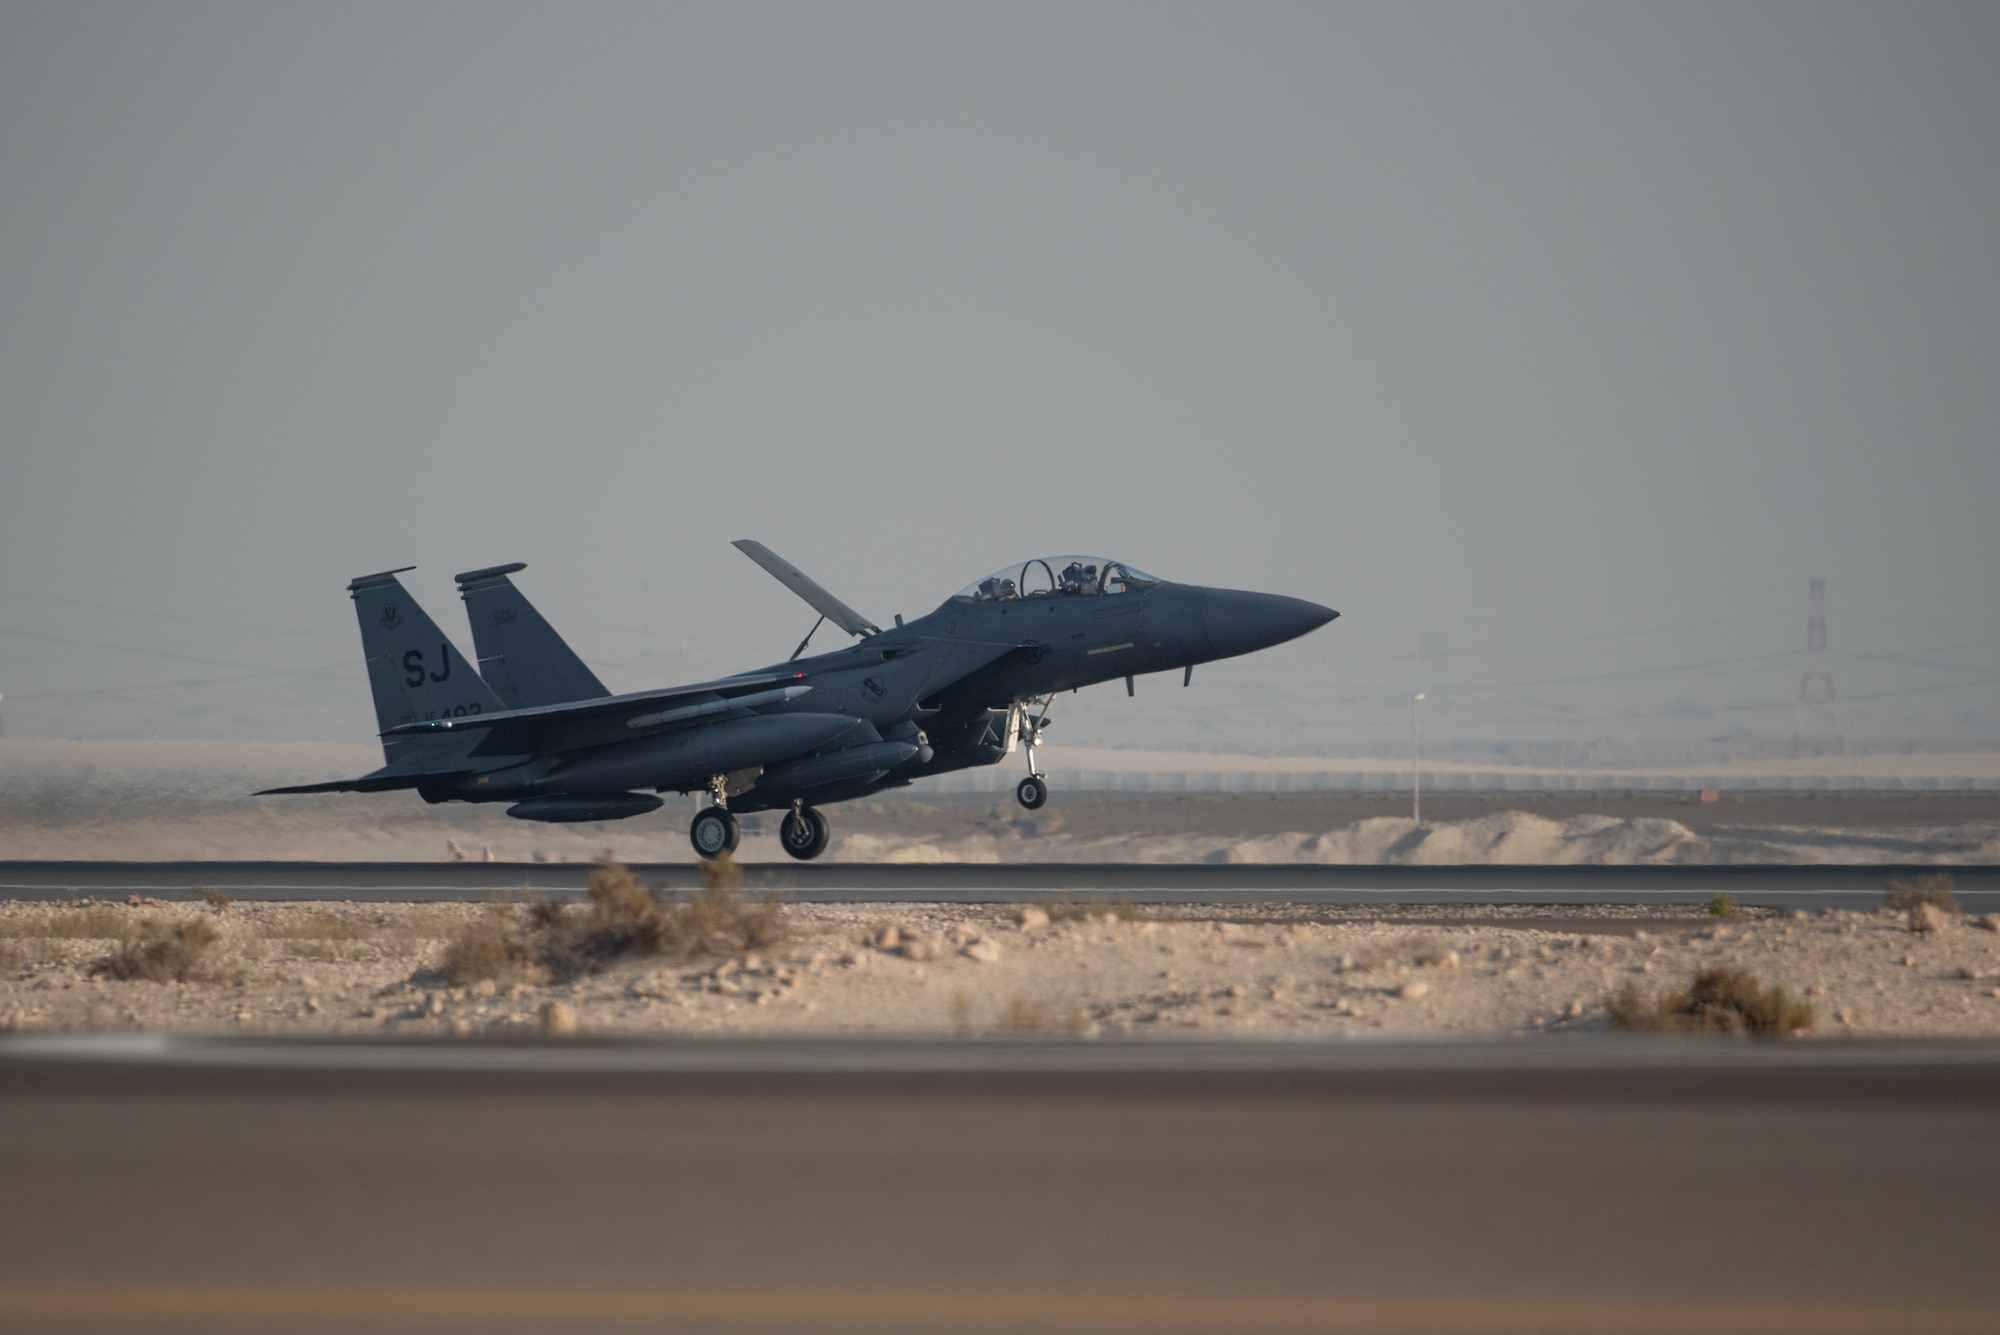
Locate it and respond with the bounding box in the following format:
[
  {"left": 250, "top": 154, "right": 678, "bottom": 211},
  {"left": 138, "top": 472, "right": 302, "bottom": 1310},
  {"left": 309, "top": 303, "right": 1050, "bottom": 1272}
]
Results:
[
  {"left": 778, "top": 805, "right": 831, "bottom": 861},
  {"left": 689, "top": 806, "right": 741, "bottom": 858}
]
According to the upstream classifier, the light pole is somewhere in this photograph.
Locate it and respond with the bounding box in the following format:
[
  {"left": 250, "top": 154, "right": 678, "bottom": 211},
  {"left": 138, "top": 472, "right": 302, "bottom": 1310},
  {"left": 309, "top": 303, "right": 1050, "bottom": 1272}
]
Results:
[{"left": 1411, "top": 693, "right": 1425, "bottom": 824}]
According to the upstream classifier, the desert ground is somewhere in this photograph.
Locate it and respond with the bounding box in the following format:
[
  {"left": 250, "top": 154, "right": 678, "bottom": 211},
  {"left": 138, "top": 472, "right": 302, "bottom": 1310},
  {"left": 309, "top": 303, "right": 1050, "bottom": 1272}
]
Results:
[
  {"left": 5, "top": 887, "right": 1999, "bottom": 1041},
  {"left": 9, "top": 741, "right": 1999, "bottom": 1044}
]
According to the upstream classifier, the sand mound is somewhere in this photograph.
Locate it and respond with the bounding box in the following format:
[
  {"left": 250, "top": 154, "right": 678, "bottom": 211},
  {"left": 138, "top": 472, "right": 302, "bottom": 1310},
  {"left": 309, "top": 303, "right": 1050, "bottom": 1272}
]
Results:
[
  {"left": 1226, "top": 812, "right": 1708, "bottom": 865},
  {"left": 840, "top": 809, "right": 1984, "bottom": 866},
  {"left": 826, "top": 811, "right": 1727, "bottom": 866},
  {"left": 835, "top": 835, "right": 999, "bottom": 865}
]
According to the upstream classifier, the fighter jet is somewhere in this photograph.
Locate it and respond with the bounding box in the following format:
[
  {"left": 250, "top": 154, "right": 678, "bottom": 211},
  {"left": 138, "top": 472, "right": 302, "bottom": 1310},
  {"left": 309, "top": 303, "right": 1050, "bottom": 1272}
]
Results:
[{"left": 261, "top": 545, "right": 1336, "bottom": 860}]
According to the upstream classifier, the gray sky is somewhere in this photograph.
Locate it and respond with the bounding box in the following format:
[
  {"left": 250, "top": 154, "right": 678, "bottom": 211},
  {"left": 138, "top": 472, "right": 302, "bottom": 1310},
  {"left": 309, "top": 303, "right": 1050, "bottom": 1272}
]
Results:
[{"left": 2, "top": 2, "right": 1996, "bottom": 756}]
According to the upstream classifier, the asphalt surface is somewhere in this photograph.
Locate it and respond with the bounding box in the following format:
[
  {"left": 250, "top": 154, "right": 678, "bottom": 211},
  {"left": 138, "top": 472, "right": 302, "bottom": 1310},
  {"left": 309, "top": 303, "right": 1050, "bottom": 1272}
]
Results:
[
  {"left": 0, "top": 1036, "right": 1996, "bottom": 1333},
  {"left": 3, "top": 858, "right": 1998, "bottom": 911}
]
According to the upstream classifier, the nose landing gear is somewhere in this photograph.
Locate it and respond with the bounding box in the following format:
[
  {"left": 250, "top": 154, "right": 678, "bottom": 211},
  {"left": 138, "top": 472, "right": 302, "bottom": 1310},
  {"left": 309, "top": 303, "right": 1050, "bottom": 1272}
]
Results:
[
  {"left": 779, "top": 802, "right": 831, "bottom": 861},
  {"left": 1015, "top": 696, "right": 1053, "bottom": 810}
]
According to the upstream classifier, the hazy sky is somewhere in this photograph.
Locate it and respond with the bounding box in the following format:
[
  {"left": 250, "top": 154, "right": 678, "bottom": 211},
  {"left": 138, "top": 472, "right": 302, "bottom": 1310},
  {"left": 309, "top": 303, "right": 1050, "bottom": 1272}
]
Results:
[{"left": 2, "top": 2, "right": 1996, "bottom": 755}]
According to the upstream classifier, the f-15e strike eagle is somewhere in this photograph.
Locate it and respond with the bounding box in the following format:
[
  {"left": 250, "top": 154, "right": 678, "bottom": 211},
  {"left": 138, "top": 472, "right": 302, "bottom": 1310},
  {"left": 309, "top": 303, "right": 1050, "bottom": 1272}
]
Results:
[{"left": 262, "top": 543, "right": 1337, "bottom": 860}]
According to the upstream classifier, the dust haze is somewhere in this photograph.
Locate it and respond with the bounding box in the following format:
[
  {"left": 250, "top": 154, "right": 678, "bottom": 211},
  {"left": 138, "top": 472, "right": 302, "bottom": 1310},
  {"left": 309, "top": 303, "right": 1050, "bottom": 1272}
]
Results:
[{"left": 2, "top": 3, "right": 1996, "bottom": 762}]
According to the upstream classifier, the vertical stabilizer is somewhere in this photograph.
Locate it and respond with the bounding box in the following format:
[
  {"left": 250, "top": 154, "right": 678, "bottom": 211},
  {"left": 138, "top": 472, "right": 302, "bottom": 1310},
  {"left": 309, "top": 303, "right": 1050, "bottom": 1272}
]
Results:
[
  {"left": 454, "top": 563, "right": 609, "bottom": 709},
  {"left": 347, "top": 569, "right": 507, "bottom": 765}
]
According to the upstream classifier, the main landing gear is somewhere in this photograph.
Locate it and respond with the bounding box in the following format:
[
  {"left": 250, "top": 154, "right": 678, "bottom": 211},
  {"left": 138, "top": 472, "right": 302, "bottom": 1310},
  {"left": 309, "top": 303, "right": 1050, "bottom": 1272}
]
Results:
[
  {"left": 689, "top": 773, "right": 743, "bottom": 858},
  {"left": 689, "top": 805, "right": 740, "bottom": 858},
  {"left": 779, "top": 803, "right": 831, "bottom": 861},
  {"left": 689, "top": 791, "right": 833, "bottom": 862},
  {"left": 1016, "top": 696, "right": 1053, "bottom": 810}
]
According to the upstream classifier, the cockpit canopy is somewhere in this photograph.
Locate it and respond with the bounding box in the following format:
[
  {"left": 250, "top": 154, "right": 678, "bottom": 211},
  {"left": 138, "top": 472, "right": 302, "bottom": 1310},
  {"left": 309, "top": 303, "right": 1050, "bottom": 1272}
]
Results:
[{"left": 954, "top": 556, "right": 1163, "bottom": 603}]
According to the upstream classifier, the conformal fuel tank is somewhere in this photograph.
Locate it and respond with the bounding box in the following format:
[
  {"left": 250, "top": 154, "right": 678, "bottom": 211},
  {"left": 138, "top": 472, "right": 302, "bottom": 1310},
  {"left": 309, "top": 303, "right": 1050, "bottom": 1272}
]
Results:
[{"left": 542, "top": 712, "right": 860, "bottom": 794}]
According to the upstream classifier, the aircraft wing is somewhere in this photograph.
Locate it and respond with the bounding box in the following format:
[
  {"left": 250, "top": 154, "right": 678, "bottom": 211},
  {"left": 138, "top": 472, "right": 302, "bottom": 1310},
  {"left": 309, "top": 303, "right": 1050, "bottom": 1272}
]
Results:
[{"left": 732, "top": 540, "right": 880, "bottom": 637}]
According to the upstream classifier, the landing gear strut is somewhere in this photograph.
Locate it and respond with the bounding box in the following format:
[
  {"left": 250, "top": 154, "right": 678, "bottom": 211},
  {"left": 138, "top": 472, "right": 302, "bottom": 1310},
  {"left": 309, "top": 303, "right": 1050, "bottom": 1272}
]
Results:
[
  {"left": 779, "top": 802, "right": 831, "bottom": 860},
  {"left": 1016, "top": 696, "right": 1053, "bottom": 810},
  {"left": 690, "top": 778, "right": 741, "bottom": 859}
]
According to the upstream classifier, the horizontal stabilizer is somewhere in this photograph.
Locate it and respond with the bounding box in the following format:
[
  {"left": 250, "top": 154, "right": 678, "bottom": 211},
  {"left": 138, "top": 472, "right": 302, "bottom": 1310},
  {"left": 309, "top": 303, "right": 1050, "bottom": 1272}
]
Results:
[
  {"left": 256, "top": 772, "right": 434, "bottom": 796},
  {"left": 732, "top": 540, "right": 879, "bottom": 637}
]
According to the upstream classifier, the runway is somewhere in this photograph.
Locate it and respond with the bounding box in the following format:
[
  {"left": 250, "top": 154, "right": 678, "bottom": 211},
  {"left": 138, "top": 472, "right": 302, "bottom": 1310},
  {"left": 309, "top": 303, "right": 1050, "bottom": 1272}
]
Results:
[
  {"left": 0, "top": 1035, "right": 1996, "bottom": 1333},
  {"left": 2, "top": 858, "right": 1997, "bottom": 909}
]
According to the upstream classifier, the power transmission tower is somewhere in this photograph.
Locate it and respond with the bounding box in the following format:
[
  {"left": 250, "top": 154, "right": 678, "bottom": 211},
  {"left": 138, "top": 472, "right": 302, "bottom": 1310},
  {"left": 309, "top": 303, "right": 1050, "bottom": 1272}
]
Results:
[{"left": 1789, "top": 578, "right": 1844, "bottom": 757}]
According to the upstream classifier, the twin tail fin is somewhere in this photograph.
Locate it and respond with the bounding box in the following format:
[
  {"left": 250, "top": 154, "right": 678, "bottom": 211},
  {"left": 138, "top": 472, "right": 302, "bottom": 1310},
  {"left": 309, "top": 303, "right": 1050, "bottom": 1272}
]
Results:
[
  {"left": 347, "top": 569, "right": 506, "bottom": 765},
  {"left": 453, "top": 563, "right": 608, "bottom": 709}
]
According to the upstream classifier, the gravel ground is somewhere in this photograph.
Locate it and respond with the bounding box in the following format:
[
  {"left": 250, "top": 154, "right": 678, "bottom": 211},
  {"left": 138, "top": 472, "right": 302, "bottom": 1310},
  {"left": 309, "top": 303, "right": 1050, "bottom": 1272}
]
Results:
[{"left": 5, "top": 896, "right": 2000, "bottom": 1040}]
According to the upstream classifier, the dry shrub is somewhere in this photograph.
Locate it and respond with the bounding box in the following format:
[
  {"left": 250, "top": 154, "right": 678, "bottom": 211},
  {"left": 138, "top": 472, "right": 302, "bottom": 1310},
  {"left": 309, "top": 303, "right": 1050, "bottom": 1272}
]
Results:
[
  {"left": 57, "top": 907, "right": 131, "bottom": 939},
  {"left": 995, "top": 996, "right": 1091, "bottom": 1034},
  {"left": 9, "top": 905, "right": 132, "bottom": 940},
  {"left": 1607, "top": 966, "right": 1815, "bottom": 1036},
  {"left": 195, "top": 886, "right": 232, "bottom": 913},
  {"left": 1886, "top": 873, "right": 1958, "bottom": 916},
  {"left": 589, "top": 852, "right": 652, "bottom": 922},
  {"left": 440, "top": 907, "right": 536, "bottom": 987},
  {"left": 996, "top": 996, "right": 1051, "bottom": 1031},
  {"left": 534, "top": 855, "right": 669, "bottom": 981},
  {"left": 1908, "top": 901, "right": 1953, "bottom": 937},
  {"left": 262, "top": 912, "right": 375, "bottom": 962},
  {"left": 295, "top": 940, "right": 371, "bottom": 963},
  {"left": 446, "top": 853, "right": 785, "bottom": 986},
  {"left": 388, "top": 906, "right": 468, "bottom": 941},
  {"left": 645, "top": 851, "right": 783, "bottom": 962},
  {"left": 90, "top": 917, "right": 220, "bottom": 983},
  {"left": 0, "top": 940, "right": 20, "bottom": 973},
  {"left": 259, "top": 913, "right": 373, "bottom": 942}
]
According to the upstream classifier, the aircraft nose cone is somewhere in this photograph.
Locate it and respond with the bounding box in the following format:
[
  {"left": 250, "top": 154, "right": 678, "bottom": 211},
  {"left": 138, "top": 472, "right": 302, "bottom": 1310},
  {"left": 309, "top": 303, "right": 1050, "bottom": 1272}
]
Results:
[{"left": 1202, "top": 590, "right": 1338, "bottom": 660}]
